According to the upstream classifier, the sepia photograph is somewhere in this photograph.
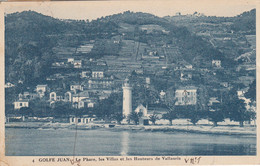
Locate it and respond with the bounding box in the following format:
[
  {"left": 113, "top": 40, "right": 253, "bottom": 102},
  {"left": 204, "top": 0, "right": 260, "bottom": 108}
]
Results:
[{"left": 0, "top": 0, "right": 259, "bottom": 165}]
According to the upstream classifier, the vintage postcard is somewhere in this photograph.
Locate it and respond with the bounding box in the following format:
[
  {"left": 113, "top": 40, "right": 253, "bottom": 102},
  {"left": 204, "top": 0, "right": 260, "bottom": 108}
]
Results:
[{"left": 0, "top": 0, "right": 259, "bottom": 165}]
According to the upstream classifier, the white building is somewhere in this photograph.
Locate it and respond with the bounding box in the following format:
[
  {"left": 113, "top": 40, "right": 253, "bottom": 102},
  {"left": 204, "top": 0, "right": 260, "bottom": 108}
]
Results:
[
  {"left": 160, "top": 90, "right": 166, "bottom": 99},
  {"left": 14, "top": 99, "right": 29, "bottom": 110},
  {"left": 73, "top": 60, "right": 82, "bottom": 68},
  {"left": 72, "top": 91, "right": 89, "bottom": 103},
  {"left": 92, "top": 70, "right": 104, "bottom": 78},
  {"left": 122, "top": 78, "right": 132, "bottom": 117},
  {"left": 49, "top": 92, "right": 63, "bottom": 101},
  {"left": 212, "top": 60, "right": 221, "bottom": 68},
  {"left": 81, "top": 70, "right": 91, "bottom": 78},
  {"left": 175, "top": 86, "right": 197, "bottom": 105},
  {"left": 36, "top": 85, "right": 48, "bottom": 93},
  {"left": 49, "top": 92, "right": 57, "bottom": 101},
  {"left": 73, "top": 98, "right": 95, "bottom": 109},
  {"left": 70, "top": 84, "right": 83, "bottom": 91},
  {"left": 67, "top": 58, "right": 74, "bottom": 63},
  {"left": 36, "top": 85, "right": 48, "bottom": 98},
  {"left": 69, "top": 116, "right": 94, "bottom": 124},
  {"left": 237, "top": 89, "right": 251, "bottom": 110},
  {"left": 134, "top": 104, "right": 148, "bottom": 117},
  {"left": 64, "top": 91, "right": 72, "bottom": 102},
  {"left": 5, "top": 82, "right": 15, "bottom": 88}
]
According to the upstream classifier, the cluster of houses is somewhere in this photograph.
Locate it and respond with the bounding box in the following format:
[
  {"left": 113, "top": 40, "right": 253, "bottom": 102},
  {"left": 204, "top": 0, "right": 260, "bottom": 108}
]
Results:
[{"left": 11, "top": 68, "right": 120, "bottom": 111}]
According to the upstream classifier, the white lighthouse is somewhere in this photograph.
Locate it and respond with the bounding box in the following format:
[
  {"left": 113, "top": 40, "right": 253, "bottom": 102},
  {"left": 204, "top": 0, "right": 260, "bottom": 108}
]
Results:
[{"left": 122, "top": 78, "right": 132, "bottom": 118}]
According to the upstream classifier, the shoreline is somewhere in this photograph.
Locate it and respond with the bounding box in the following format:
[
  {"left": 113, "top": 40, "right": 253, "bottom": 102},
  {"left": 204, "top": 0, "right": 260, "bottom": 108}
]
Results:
[{"left": 5, "top": 122, "right": 256, "bottom": 136}]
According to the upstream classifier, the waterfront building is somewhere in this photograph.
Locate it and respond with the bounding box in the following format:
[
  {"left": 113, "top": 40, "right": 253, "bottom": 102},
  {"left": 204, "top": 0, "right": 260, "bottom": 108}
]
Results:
[
  {"left": 14, "top": 99, "right": 29, "bottom": 110},
  {"left": 134, "top": 104, "right": 148, "bottom": 117},
  {"left": 69, "top": 115, "right": 95, "bottom": 124}
]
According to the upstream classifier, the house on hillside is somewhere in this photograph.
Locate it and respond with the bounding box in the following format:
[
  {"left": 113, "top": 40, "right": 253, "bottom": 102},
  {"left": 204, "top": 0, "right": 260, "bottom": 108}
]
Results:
[
  {"left": 64, "top": 91, "right": 73, "bottom": 102},
  {"left": 49, "top": 91, "right": 64, "bottom": 102},
  {"left": 36, "top": 85, "right": 48, "bottom": 93},
  {"left": 73, "top": 98, "right": 96, "bottom": 109},
  {"left": 81, "top": 70, "right": 92, "bottom": 78},
  {"left": 70, "top": 84, "right": 84, "bottom": 91},
  {"left": 88, "top": 77, "right": 114, "bottom": 89},
  {"left": 73, "top": 60, "right": 82, "bottom": 68},
  {"left": 18, "top": 91, "right": 39, "bottom": 100},
  {"left": 212, "top": 60, "right": 221, "bottom": 68},
  {"left": 5, "top": 82, "right": 15, "bottom": 88},
  {"left": 36, "top": 85, "right": 48, "bottom": 98},
  {"left": 180, "top": 70, "right": 192, "bottom": 81},
  {"left": 67, "top": 57, "right": 74, "bottom": 63},
  {"left": 175, "top": 86, "right": 197, "bottom": 105},
  {"left": 72, "top": 91, "right": 90, "bottom": 103},
  {"left": 92, "top": 69, "right": 104, "bottom": 78}
]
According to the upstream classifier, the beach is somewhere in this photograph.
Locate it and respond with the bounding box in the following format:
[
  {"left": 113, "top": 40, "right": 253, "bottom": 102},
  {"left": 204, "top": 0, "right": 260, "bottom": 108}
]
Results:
[{"left": 5, "top": 122, "right": 256, "bottom": 136}]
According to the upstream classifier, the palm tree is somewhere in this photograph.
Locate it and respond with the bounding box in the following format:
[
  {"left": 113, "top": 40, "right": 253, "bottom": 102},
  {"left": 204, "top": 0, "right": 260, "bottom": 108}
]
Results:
[
  {"left": 128, "top": 112, "right": 143, "bottom": 125},
  {"left": 162, "top": 110, "right": 178, "bottom": 126},
  {"left": 113, "top": 112, "right": 125, "bottom": 125},
  {"left": 149, "top": 112, "right": 159, "bottom": 125}
]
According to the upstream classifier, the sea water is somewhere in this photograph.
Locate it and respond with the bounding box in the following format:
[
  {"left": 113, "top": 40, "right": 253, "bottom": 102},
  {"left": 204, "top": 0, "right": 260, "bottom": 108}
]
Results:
[{"left": 5, "top": 128, "right": 256, "bottom": 156}]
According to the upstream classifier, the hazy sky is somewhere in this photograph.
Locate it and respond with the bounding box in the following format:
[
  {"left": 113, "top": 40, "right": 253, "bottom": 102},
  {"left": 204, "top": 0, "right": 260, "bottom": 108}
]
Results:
[{"left": 4, "top": 0, "right": 256, "bottom": 20}]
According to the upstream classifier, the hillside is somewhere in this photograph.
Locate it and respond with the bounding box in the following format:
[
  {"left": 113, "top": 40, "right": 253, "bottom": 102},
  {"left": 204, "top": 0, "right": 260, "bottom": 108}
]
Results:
[
  {"left": 5, "top": 10, "right": 247, "bottom": 85},
  {"left": 165, "top": 9, "right": 256, "bottom": 61}
]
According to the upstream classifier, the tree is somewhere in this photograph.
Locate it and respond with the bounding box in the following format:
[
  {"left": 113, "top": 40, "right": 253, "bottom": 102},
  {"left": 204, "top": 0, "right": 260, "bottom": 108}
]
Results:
[
  {"left": 52, "top": 101, "right": 73, "bottom": 118},
  {"left": 244, "top": 108, "right": 256, "bottom": 125},
  {"left": 112, "top": 112, "right": 125, "bottom": 124},
  {"left": 208, "top": 110, "right": 225, "bottom": 127},
  {"left": 221, "top": 88, "right": 249, "bottom": 127},
  {"left": 149, "top": 112, "right": 159, "bottom": 125},
  {"left": 128, "top": 111, "right": 143, "bottom": 125},
  {"left": 162, "top": 110, "right": 178, "bottom": 126},
  {"left": 225, "top": 97, "right": 247, "bottom": 127},
  {"left": 244, "top": 79, "right": 256, "bottom": 102},
  {"left": 19, "top": 107, "right": 33, "bottom": 116},
  {"left": 207, "top": 103, "right": 225, "bottom": 126},
  {"left": 187, "top": 111, "right": 203, "bottom": 125},
  {"left": 95, "top": 92, "right": 122, "bottom": 120}
]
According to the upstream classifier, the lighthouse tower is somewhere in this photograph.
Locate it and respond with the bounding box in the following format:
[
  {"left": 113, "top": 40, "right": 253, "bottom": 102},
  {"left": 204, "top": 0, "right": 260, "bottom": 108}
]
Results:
[{"left": 122, "top": 78, "right": 132, "bottom": 118}]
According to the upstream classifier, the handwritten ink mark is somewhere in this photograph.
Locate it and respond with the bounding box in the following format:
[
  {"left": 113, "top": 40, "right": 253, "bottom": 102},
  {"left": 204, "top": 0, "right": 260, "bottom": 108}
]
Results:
[{"left": 184, "top": 157, "right": 201, "bottom": 164}]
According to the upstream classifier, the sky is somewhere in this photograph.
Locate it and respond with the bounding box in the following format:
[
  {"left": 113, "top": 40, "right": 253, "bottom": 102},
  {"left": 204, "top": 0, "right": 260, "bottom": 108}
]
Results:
[{"left": 4, "top": 0, "right": 256, "bottom": 20}]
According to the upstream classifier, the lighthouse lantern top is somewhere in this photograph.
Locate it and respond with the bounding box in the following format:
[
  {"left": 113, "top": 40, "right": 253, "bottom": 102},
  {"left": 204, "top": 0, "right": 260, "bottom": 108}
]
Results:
[{"left": 123, "top": 78, "right": 131, "bottom": 87}]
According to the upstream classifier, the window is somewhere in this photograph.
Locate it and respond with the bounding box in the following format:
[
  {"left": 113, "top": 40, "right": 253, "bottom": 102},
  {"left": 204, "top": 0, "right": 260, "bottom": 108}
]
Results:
[{"left": 20, "top": 103, "right": 23, "bottom": 106}]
